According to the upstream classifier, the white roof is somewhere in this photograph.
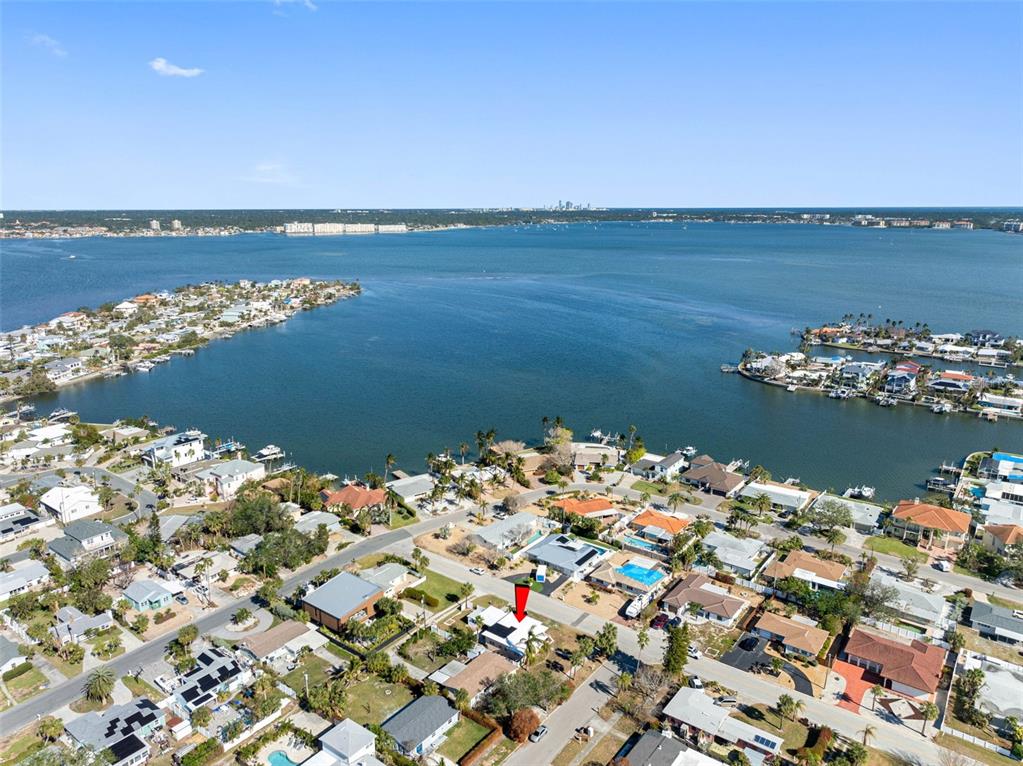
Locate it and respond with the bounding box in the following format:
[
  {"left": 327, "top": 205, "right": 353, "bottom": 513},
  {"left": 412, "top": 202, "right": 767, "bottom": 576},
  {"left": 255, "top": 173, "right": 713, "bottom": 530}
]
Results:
[
  {"left": 40, "top": 485, "right": 98, "bottom": 509},
  {"left": 469, "top": 605, "right": 548, "bottom": 654},
  {"left": 740, "top": 481, "right": 811, "bottom": 509},
  {"left": 387, "top": 474, "right": 435, "bottom": 500}
]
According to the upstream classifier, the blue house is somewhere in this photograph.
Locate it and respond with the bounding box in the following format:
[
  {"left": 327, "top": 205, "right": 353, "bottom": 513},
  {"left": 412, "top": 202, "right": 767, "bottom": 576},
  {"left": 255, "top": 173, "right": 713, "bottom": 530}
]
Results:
[{"left": 123, "top": 580, "right": 174, "bottom": 611}]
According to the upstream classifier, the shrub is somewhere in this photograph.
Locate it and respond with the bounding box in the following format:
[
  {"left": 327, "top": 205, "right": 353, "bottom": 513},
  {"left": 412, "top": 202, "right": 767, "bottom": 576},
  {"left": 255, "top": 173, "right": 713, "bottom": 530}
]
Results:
[
  {"left": 179, "top": 738, "right": 223, "bottom": 766},
  {"left": 2, "top": 661, "right": 33, "bottom": 682},
  {"left": 509, "top": 708, "right": 540, "bottom": 742},
  {"left": 401, "top": 587, "right": 439, "bottom": 608}
]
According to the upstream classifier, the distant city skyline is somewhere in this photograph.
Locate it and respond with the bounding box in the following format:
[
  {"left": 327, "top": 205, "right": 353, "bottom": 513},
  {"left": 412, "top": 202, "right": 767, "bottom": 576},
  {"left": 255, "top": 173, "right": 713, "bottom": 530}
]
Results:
[{"left": 2, "top": 1, "right": 1020, "bottom": 209}]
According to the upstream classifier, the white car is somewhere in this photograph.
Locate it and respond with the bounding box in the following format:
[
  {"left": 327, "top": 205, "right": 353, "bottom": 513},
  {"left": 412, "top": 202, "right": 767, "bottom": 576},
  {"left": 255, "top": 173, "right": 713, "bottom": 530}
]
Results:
[
  {"left": 688, "top": 675, "right": 703, "bottom": 689},
  {"left": 688, "top": 645, "right": 702, "bottom": 660},
  {"left": 470, "top": 567, "right": 486, "bottom": 576}
]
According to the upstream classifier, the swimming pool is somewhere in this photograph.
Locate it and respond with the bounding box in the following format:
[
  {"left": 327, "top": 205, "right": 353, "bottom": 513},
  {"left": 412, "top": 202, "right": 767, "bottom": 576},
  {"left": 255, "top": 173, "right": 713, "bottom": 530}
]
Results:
[
  {"left": 267, "top": 751, "right": 299, "bottom": 766},
  {"left": 624, "top": 535, "right": 663, "bottom": 552},
  {"left": 616, "top": 562, "right": 665, "bottom": 587}
]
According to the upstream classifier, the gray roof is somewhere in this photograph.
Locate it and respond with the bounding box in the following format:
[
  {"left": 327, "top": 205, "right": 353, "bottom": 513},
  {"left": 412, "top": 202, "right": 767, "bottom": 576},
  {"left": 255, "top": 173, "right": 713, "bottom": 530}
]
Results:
[
  {"left": 199, "top": 458, "right": 262, "bottom": 480},
  {"left": 472, "top": 511, "right": 539, "bottom": 547},
  {"left": 387, "top": 474, "right": 435, "bottom": 501},
  {"left": 625, "top": 731, "right": 688, "bottom": 766},
  {"left": 527, "top": 534, "right": 606, "bottom": 573},
  {"left": 65, "top": 698, "right": 162, "bottom": 749},
  {"left": 303, "top": 572, "right": 382, "bottom": 620},
  {"left": 294, "top": 511, "right": 339, "bottom": 535},
  {"left": 230, "top": 534, "right": 262, "bottom": 555},
  {"left": 0, "top": 636, "right": 21, "bottom": 667},
  {"left": 123, "top": 580, "right": 172, "bottom": 604},
  {"left": 359, "top": 563, "right": 411, "bottom": 591},
  {"left": 63, "top": 519, "right": 124, "bottom": 543},
  {"left": 158, "top": 514, "right": 189, "bottom": 540},
  {"left": 320, "top": 718, "right": 377, "bottom": 759},
  {"left": 970, "top": 601, "right": 1023, "bottom": 634},
  {"left": 382, "top": 695, "right": 456, "bottom": 751}
]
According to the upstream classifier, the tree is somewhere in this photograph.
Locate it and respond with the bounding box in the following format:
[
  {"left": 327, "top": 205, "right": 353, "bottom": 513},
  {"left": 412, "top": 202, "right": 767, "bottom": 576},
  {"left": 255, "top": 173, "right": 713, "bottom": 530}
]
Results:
[
  {"left": 617, "top": 671, "right": 633, "bottom": 697},
  {"left": 919, "top": 701, "right": 938, "bottom": 735},
  {"left": 459, "top": 582, "right": 474, "bottom": 609},
  {"left": 860, "top": 725, "right": 875, "bottom": 746},
  {"left": 870, "top": 685, "right": 886, "bottom": 710},
  {"left": 453, "top": 688, "right": 470, "bottom": 711},
  {"left": 595, "top": 623, "right": 618, "bottom": 659},
  {"left": 663, "top": 624, "right": 690, "bottom": 677},
  {"left": 232, "top": 607, "right": 252, "bottom": 625},
  {"left": 823, "top": 528, "right": 846, "bottom": 552},
  {"left": 636, "top": 626, "right": 650, "bottom": 665},
  {"left": 84, "top": 667, "right": 115, "bottom": 702},
  {"left": 808, "top": 498, "right": 853, "bottom": 534},
  {"left": 945, "top": 628, "right": 966, "bottom": 654},
  {"left": 509, "top": 708, "right": 541, "bottom": 742},
  {"left": 191, "top": 706, "right": 212, "bottom": 729},
  {"left": 901, "top": 555, "right": 919, "bottom": 581},
  {"left": 37, "top": 716, "right": 64, "bottom": 743}
]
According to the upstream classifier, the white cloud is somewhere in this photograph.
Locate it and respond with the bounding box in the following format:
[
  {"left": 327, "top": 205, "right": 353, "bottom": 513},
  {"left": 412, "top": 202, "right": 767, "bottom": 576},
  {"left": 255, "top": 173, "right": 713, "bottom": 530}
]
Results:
[
  {"left": 149, "top": 57, "right": 204, "bottom": 78},
  {"left": 30, "top": 34, "right": 67, "bottom": 57},
  {"left": 242, "top": 162, "right": 299, "bottom": 186},
  {"left": 272, "top": 0, "right": 318, "bottom": 13}
]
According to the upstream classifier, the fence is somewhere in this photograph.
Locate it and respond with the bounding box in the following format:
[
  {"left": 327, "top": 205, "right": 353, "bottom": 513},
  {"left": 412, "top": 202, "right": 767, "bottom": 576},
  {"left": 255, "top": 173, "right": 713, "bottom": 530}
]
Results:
[{"left": 941, "top": 727, "right": 1016, "bottom": 759}]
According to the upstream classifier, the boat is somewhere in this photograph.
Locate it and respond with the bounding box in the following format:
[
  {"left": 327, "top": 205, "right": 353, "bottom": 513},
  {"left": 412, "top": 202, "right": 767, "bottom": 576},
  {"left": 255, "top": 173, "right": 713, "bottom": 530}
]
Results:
[
  {"left": 829, "top": 388, "right": 851, "bottom": 399},
  {"left": 681, "top": 446, "right": 697, "bottom": 458},
  {"left": 132, "top": 361, "right": 155, "bottom": 373},
  {"left": 931, "top": 402, "right": 953, "bottom": 414},
  {"left": 926, "top": 477, "right": 954, "bottom": 493},
  {"left": 253, "top": 444, "right": 285, "bottom": 462},
  {"left": 47, "top": 407, "right": 77, "bottom": 422},
  {"left": 845, "top": 485, "right": 876, "bottom": 500},
  {"left": 786, "top": 384, "right": 798, "bottom": 392},
  {"left": 15, "top": 403, "right": 35, "bottom": 419},
  {"left": 875, "top": 395, "right": 897, "bottom": 407},
  {"left": 720, "top": 364, "right": 739, "bottom": 373}
]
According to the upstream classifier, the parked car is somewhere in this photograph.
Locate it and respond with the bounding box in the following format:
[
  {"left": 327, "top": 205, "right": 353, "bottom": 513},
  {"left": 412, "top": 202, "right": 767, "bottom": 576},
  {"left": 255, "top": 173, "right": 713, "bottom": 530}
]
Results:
[
  {"left": 469, "top": 567, "right": 486, "bottom": 576},
  {"left": 650, "top": 613, "right": 670, "bottom": 630},
  {"left": 739, "top": 636, "right": 759, "bottom": 652},
  {"left": 687, "top": 645, "right": 702, "bottom": 660},
  {"left": 174, "top": 594, "right": 189, "bottom": 605},
  {"left": 529, "top": 726, "right": 549, "bottom": 743},
  {"left": 717, "top": 696, "right": 738, "bottom": 707},
  {"left": 933, "top": 559, "right": 952, "bottom": 572},
  {"left": 688, "top": 676, "right": 703, "bottom": 689}
]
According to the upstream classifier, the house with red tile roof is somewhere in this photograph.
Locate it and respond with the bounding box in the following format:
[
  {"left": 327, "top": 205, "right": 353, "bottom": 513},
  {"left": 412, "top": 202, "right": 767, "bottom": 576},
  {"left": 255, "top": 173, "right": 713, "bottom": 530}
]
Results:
[
  {"left": 629, "top": 509, "right": 690, "bottom": 537},
  {"left": 888, "top": 500, "right": 972, "bottom": 550},
  {"left": 320, "top": 484, "right": 387, "bottom": 511},
  {"left": 552, "top": 497, "right": 620, "bottom": 522},
  {"left": 981, "top": 523, "right": 1023, "bottom": 555},
  {"left": 840, "top": 627, "right": 946, "bottom": 698}
]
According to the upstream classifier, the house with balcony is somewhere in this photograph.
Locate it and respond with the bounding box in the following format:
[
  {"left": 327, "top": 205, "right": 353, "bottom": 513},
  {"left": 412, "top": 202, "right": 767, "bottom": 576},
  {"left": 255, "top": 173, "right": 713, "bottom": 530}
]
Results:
[
  {"left": 47, "top": 519, "right": 127, "bottom": 568},
  {"left": 887, "top": 500, "right": 972, "bottom": 550}
]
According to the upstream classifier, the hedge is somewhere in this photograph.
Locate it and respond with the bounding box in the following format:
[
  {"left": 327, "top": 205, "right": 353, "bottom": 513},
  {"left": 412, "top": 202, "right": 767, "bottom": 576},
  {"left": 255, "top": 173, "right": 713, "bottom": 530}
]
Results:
[
  {"left": 401, "top": 587, "right": 440, "bottom": 608},
  {"left": 458, "top": 708, "right": 503, "bottom": 766},
  {"left": 2, "top": 661, "right": 33, "bottom": 682},
  {"left": 179, "top": 738, "right": 223, "bottom": 766}
]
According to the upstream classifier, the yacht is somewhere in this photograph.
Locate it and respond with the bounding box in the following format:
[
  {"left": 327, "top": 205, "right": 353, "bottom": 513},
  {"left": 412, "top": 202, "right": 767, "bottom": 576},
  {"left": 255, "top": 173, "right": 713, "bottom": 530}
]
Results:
[
  {"left": 829, "top": 388, "right": 851, "bottom": 399},
  {"left": 133, "top": 361, "right": 155, "bottom": 373},
  {"left": 931, "top": 401, "right": 953, "bottom": 414},
  {"left": 845, "top": 485, "right": 876, "bottom": 500},
  {"left": 681, "top": 446, "right": 697, "bottom": 458},
  {"left": 47, "top": 407, "right": 77, "bottom": 422},
  {"left": 253, "top": 444, "right": 285, "bottom": 462}
]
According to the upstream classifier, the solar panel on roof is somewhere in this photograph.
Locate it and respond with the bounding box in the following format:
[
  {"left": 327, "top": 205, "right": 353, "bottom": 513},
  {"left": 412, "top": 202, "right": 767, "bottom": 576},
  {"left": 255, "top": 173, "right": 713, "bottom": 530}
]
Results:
[
  {"left": 754, "top": 735, "right": 776, "bottom": 748},
  {"left": 577, "top": 549, "right": 597, "bottom": 565},
  {"left": 489, "top": 623, "right": 515, "bottom": 638}
]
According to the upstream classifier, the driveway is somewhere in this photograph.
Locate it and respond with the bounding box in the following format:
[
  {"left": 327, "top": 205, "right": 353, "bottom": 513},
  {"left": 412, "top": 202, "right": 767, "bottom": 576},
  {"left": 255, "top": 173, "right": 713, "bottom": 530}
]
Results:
[{"left": 721, "top": 632, "right": 814, "bottom": 695}]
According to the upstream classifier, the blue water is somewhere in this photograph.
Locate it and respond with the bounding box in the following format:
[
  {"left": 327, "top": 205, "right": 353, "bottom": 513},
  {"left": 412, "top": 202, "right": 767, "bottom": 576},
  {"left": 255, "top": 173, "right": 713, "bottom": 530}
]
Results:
[
  {"left": 267, "top": 751, "right": 298, "bottom": 766},
  {"left": 617, "top": 563, "right": 666, "bottom": 586},
  {"left": 624, "top": 535, "right": 662, "bottom": 552},
  {"left": 3, "top": 223, "right": 1021, "bottom": 499}
]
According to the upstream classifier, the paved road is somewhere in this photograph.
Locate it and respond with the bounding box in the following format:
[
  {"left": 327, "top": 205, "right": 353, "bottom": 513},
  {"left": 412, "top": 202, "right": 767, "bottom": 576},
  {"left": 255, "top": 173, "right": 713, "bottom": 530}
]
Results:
[
  {"left": 0, "top": 510, "right": 465, "bottom": 735},
  {"left": 0, "top": 466, "right": 159, "bottom": 521}
]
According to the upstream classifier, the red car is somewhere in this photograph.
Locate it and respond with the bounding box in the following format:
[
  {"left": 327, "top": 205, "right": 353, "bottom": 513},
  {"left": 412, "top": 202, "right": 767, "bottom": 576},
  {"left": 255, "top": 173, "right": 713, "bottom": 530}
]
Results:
[{"left": 650, "top": 613, "right": 670, "bottom": 630}]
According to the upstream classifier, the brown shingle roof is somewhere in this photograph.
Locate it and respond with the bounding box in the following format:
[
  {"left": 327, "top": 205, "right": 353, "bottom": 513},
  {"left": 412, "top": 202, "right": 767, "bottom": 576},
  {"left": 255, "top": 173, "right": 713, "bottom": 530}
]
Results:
[
  {"left": 843, "top": 628, "right": 945, "bottom": 693},
  {"left": 893, "top": 501, "right": 971, "bottom": 534},
  {"left": 763, "top": 550, "right": 847, "bottom": 583},
  {"left": 238, "top": 620, "right": 310, "bottom": 659},
  {"left": 444, "top": 651, "right": 516, "bottom": 698},
  {"left": 681, "top": 462, "right": 745, "bottom": 494},
  {"left": 661, "top": 572, "right": 748, "bottom": 620},
  {"left": 755, "top": 612, "right": 829, "bottom": 655}
]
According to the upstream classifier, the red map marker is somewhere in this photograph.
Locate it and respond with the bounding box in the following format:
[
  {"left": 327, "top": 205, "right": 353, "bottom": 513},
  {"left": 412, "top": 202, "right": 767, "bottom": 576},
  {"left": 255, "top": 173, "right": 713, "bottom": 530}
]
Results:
[{"left": 514, "top": 582, "right": 531, "bottom": 622}]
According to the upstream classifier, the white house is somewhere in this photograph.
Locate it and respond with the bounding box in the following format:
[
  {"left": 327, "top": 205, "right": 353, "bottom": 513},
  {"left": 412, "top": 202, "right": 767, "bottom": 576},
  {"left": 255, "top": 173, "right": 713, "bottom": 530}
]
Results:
[
  {"left": 0, "top": 559, "right": 50, "bottom": 601},
  {"left": 142, "top": 430, "right": 206, "bottom": 468},
  {"left": 303, "top": 718, "right": 384, "bottom": 766},
  {"left": 739, "top": 481, "right": 813, "bottom": 514},
  {"left": 196, "top": 458, "right": 266, "bottom": 499},
  {"left": 39, "top": 485, "right": 101, "bottom": 523}
]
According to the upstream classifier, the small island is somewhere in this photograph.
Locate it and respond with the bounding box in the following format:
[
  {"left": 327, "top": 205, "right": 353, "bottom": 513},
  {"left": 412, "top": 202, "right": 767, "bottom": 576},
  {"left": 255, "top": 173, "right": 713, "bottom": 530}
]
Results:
[{"left": 0, "top": 277, "right": 360, "bottom": 402}]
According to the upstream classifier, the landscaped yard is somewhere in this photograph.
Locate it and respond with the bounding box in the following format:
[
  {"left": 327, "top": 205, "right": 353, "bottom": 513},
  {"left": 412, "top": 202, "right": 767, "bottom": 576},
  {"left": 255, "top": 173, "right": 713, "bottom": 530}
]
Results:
[
  {"left": 343, "top": 677, "right": 414, "bottom": 726},
  {"left": 389, "top": 507, "right": 418, "bottom": 529},
  {"left": 935, "top": 733, "right": 1020, "bottom": 766},
  {"left": 631, "top": 480, "right": 668, "bottom": 496},
  {"left": 864, "top": 536, "right": 927, "bottom": 561},
  {"left": 4, "top": 666, "right": 48, "bottom": 703},
  {"left": 734, "top": 704, "right": 811, "bottom": 756},
  {"left": 121, "top": 675, "right": 161, "bottom": 698},
  {"left": 437, "top": 718, "right": 490, "bottom": 762},
  {"left": 404, "top": 569, "right": 464, "bottom": 612},
  {"left": 282, "top": 655, "right": 333, "bottom": 696}
]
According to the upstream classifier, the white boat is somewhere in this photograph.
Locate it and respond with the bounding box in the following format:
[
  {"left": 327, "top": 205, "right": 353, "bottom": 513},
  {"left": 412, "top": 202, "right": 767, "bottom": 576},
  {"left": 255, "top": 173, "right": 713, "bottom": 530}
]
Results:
[
  {"left": 253, "top": 444, "right": 285, "bottom": 462},
  {"left": 829, "top": 388, "right": 851, "bottom": 399},
  {"left": 931, "top": 402, "right": 953, "bottom": 414},
  {"left": 786, "top": 384, "right": 798, "bottom": 392},
  {"left": 681, "top": 446, "right": 697, "bottom": 457},
  {"left": 133, "top": 361, "right": 155, "bottom": 373},
  {"left": 47, "top": 407, "right": 77, "bottom": 422},
  {"left": 846, "top": 485, "right": 876, "bottom": 500}
]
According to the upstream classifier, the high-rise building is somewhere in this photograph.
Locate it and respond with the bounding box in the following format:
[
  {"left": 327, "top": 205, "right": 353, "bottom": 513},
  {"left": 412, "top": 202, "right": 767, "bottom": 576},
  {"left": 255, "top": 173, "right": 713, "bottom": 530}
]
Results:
[
  {"left": 149, "top": 219, "right": 161, "bottom": 231},
  {"left": 170, "top": 219, "right": 183, "bottom": 231}
]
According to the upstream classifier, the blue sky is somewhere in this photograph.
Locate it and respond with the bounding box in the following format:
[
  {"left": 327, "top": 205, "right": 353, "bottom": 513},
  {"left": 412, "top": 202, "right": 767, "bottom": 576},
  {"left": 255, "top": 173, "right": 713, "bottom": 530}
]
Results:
[{"left": 2, "top": 1, "right": 1021, "bottom": 209}]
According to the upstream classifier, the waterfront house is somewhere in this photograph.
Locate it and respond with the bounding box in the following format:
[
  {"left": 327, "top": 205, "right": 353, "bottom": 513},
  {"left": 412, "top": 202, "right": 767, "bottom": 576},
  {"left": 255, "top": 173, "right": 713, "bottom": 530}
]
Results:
[
  {"left": 663, "top": 687, "right": 782, "bottom": 759},
  {"left": 839, "top": 627, "right": 945, "bottom": 699},
  {"left": 884, "top": 369, "right": 918, "bottom": 395},
  {"left": 978, "top": 481, "right": 1023, "bottom": 526},
  {"left": 43, "top": 356, "right": 84, "bottom": 383},
  {"left": 0, "top": 502, "right": 49, "bottom": 543},
  {"left": 39, "top": 485, "right": 101, "bottom": 523},
  {"left": 114, "top": 300, "right": 139, "bottom": 316},
  {"left": 471, "top": 511, "right": 544, "bottom": 553},
  {"left": 634, "top": 451, "right": 690, "bottom": 481},
  {"left": 977, "top": 452, "right": 1023, "bottom": 483},
  {"left": 753, "top": 612, "right": 830, "bottom": 658},
  {"left": 888, "top": 500, "right": 972, "bottom": 550},
  {"left": 928, "top": 370, "right": 975, "bottom": 396},
  {"left": 813, "top": 493, "right": 883, "bottom": 534},
  {"left": 142, "top": 430, "right": 206, "bottom": 468},
  {"left": 980, "top": 393, "right": 1023, "bottom": 416},
  {"left": 429, "top": 649, "right": 516, "bottom": 707},
  {"left": 968, "top": 601, "right": 1023, "bottom": 645},
  {"left": 320, "top": 483, "right": 387, "bottom": 513},
  {"left": 680, "top": 456, "right": 746, "bottom": 498},
  {"left": 47, "top": 519, "right": 127, "bottom": 568},
  {"left": 50, "top": 606, "right": 115, "bottom": 645},
  {"left": 382, "top": 695, "right": 459, "bottom": 758},
  {"left": 387, "top": 474, "right": 436, "bottom": 506},
  {"left": 173, "top": 646, "right": 251, "bottom": 713},
  {"left": 525, "top": 534, "right": 609, "bottom": 579},
  {"left": 196, "top": 458, "right": 266, "bottom": 499},
  {"left": 839, "top": 361, "right": 883, "bottom": 389},
  {"left": 302, "top": 571, "right": 382, "bottom": 630},
  {"left": 762, "top": 550, "right": 847, "bottom": 592},
  {"left": 65, "top": 698, "right": 164, "bottom": 766},
  {"left": 0, "top": 559, "right": 49, "bottom": 601},
  {"left": 701, "top": 531, "right": 767, "bottom": 577},
  {"left": 467, "top": 604, "right": 550, "bottom": 659},
  {"left": 660, "top": 572, "right": 749, "bottom": 627},
  {"left": 304, "top": 718, "right": 383, "bottom": 766},
  {"left": 980, "top": 523, "right": 1023, "bottom": 555},
  {"left": 739, "top": 481, "right": 813, "bottom": 515},
  {"left": 123, "top": 580, "right": 175, "bottom": 612}
]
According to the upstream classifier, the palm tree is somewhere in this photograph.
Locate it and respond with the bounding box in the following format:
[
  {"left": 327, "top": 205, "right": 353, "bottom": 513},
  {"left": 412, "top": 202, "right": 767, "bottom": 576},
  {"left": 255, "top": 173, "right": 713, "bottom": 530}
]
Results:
[
  {"left": 870, "top": 684, "right": 886, "bottom": 710},
  {"left": 919, "top": 702, "right": 938, "bottom": 735},
  {"left": 775, "top": 694, "right": 795, "bottom": 727},
  {"left": 37, "top": 716, "right": 64, "bottom": 743},
  {"left": 859, "top": 725, "right": 876, "bottom": 746},
  {"left": 232, "top": 607, "right": 252, "bottom": 625},
  {"left": 459, "top": 582, "right": 474, "bottom": 609},
  {"left": 668, "top": 493, "right": 686, "bottom": 513},
  {"left": 617, "top": 671, "right": 633, "bottom": 697},
  {"left": 84, "top": 667, "right": 115, "bottom": 702},
  {"left": 637, "top": 626, "right": 650, "bottom": 666},
  {"left": 524, "top": 627, "right": 543, "bottom": 666},
  {"left": 823, "top": 527, "right": 846, "bottom": 552},
  {"left": 385, "top": 453, "right": 396, "bottom": 480},
  {"left": 453, "top": 687, "right": 470, "bottom": 711}
]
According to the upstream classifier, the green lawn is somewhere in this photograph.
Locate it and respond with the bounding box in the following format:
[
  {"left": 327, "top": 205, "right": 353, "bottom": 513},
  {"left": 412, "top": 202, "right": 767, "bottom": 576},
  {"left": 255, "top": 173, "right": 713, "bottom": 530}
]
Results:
[
  {"left": 70, "top": 696, "right": 112, "bottom": 714},
  {"left": 438, "top": 719, "right": 490, "bottom": 762},
  {"left": 989, "top": 594, "right": 1023, "bottom": 612},
  {"left": 631, "top": 480, "right": 668, "bottom": 496},
  {"left": 935, "top": 733, "right": 1021, "bottom": 766},
  {"left": 282, "top": 655, "right": 333, "bottom": 695},
  {"left": 0, "top": 730, "right": 45, "bottom": 766},
  {"left": 343, "top": 677, "right": 414, "bottom": 726},
  {"left": 389, "top": 508, "right": 419, "bottom": 529},
  {"left": 323, "top": 641, "right": 359, "bottom": 663},
  {"left": 734, "top": 704, "right": 811, "bottom": 755},
  {"left": 407, "top": 569, "right": 464, "bottom": 612},
  {"left": 864, "top": 536, "right": 927, "bottom": 561},
  {"left": 121, "top": 675, "right": 161, "bottom": 698},
  {"left": 5, "top": 666, "right": 48, "bottom": 703}
]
